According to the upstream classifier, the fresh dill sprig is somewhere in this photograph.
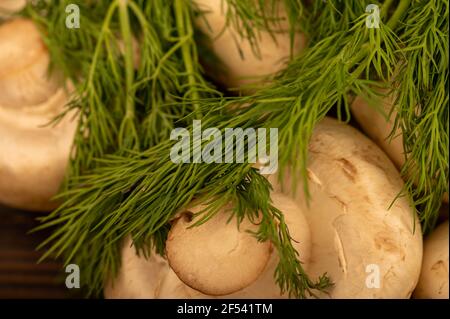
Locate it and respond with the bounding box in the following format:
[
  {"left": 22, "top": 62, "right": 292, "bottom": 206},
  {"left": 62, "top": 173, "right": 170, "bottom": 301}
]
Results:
[
  {"left": 305, "top": 0, "right": 372, "bottom": 40},
  {"left": 392, "top": 0, "right": 449, "bottom": 232},
  {"left": 26, "top": 0, "right": 216, "bottom": 180},
  {"left": 194, "top": 0, "right": 306, "bottom": 62}
]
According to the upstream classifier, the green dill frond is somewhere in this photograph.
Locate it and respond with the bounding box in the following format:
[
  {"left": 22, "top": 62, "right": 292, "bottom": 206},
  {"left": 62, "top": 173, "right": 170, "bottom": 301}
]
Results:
[
  {"left": 392, "top": 0, "right": 449, "bottom": 232},
  {"left": 26, "top": 0, "right": 217, "bottom": 179},
  {"left": 305, "top": 0, "right": 372, "bottom": 40}
]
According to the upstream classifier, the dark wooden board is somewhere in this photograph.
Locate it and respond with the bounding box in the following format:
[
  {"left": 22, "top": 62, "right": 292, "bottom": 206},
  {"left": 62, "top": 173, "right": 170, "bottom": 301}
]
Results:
[{"left": 0, "top": 205, "right": 82, "bottom": 299}]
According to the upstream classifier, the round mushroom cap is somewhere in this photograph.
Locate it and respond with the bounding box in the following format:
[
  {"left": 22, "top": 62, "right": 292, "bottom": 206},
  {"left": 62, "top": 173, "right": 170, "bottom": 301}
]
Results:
[
  {"left": 219, "top": 192, "right": 312, "bottom": 299},
  {"left": 414, "top": 221, "right": 449, "bottom": 299},
  {"left": 165, "top": 204, "right": 272, "bottom": 296},
  {"left": 270, "top": 117, "right": 423, "bottom": 298},
  {"left": 105, "top": 192, "right": 312, "bottom": 299},
  {"left": 0, "top": 18, "right": 77, "bottom": 211},
  {"left": 194, "top": 0, "right": 306, "bottom": 90}
]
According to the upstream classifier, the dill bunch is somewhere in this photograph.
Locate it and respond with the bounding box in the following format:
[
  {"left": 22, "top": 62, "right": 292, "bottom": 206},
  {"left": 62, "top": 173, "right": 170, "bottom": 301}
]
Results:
[{"left": 24, "top": 0, "right": 449, "bottom": 298}]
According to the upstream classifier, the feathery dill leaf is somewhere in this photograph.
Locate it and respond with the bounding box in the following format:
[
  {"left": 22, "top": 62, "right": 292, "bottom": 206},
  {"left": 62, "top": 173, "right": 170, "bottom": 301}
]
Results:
[{"left": 393, "top": 0, "right": 449, "bottom": 232}]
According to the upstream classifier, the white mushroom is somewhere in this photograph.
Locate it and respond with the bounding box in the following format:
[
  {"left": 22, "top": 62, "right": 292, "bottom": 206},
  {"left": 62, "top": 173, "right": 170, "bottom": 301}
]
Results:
[
  {"left": 194, "top": 0, "right": 306, "bottom": 90},
  {"left": 165, "top": 204, "right": 272, "bottom": 296},
  {"left": 269, "top": 117, "right": 423, "bottom": 298},
  {"left": 105, "top": 192, "right": 312, "bottom": 299},
  {"left": 0, "top": 18, "right": 77, "bottom": 211},
  {"left": 414, "top": 221, "right": 449, "bottom": 299}
]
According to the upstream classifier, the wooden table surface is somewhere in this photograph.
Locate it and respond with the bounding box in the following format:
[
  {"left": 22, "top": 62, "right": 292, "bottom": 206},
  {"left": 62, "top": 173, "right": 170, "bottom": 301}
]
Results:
[{"left": 0, "top": 204, "right": 82, "bottom": 299}]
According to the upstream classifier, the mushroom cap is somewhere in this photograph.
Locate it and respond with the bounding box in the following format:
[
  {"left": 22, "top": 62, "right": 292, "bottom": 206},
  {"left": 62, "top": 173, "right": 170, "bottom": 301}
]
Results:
[
  {"left": 0, "top": 0, "right": 26, "bottom": 17},
  {"left": 351, "top": 92, "right": 449, "bottom": 203},
  {"left": 165, "top": 204, "right": 272, "bottom": 296},
  {"left": 270, "top": 117, "right": 423, "bottom": 298},
  {"left": 414, "top": 221, "right": 449, "bottom": 299},
  {"left": 194, "top": 0, "right": 306, "bottom": 90},
  {"left": 105, "top": 192, "right": 312, "bottom": 299},
  {"left": 218, "top": 192, "right": 312, "bottom": 299},
  {"left": 0, "top": 18, "right": 62, "bottom": 107},
  {"left": 351, "top": 92, "right": 404, "bottom": 169},
  {"left": 0, "top": 19, "right": 77, "bottom": 211}
]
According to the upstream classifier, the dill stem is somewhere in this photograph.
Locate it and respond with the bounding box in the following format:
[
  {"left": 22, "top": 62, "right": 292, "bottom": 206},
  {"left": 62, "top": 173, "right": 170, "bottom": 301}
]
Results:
[
  {"left": 387, "top": 0, "right": 411, "bottom": 29},
  {"left": 380, "top": 0, "right": 395, "bottom": 18},
  {"left": 87, "top": 2, "right": 118, "bottom": 86},
  {"left": 118, "top": 0, "right": 135, "bottom": 120},
  {"left": 174, "top": 0, "right": 202, "bottom": 118}
]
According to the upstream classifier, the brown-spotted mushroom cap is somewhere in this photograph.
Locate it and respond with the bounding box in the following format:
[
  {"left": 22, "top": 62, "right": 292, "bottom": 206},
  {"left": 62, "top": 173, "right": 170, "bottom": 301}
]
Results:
[
  {"left": 0, "top": 19, "right": 77, "bottom": 211},
  {"left": 270, "top": 117, "right": 423, "bottom": 298},
  {"left": 414, "top": 221, "right": 449, "bottom": 299},
  {"left": 105, "top": 192, "right": 312, "bottom": 299},
  {"left": 194, "top": 0, "right": 306, "bottom": 90},
  {"left": 165, "top": 204, "right": 272, "bottom": 296}
]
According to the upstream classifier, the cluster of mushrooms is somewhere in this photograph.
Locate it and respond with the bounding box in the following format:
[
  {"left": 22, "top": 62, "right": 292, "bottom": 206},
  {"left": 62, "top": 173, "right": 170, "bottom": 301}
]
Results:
[{"left": 0, "top": 0, "right": 448, "bottom": 299}]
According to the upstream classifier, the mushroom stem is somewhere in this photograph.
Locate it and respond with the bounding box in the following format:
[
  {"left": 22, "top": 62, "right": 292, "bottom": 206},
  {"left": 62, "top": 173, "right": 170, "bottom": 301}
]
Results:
[{"left": 118, "top": 0, "right": 135, "bottom": 120}]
